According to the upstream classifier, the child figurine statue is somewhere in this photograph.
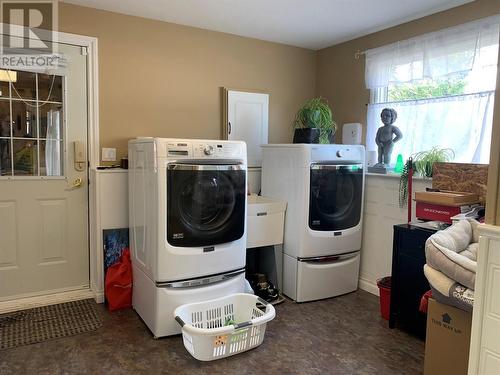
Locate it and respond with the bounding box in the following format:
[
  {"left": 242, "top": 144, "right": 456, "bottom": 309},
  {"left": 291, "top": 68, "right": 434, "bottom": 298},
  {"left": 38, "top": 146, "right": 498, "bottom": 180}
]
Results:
[{"left": 375, "top": 108, "right": 402, "bottom": 166}]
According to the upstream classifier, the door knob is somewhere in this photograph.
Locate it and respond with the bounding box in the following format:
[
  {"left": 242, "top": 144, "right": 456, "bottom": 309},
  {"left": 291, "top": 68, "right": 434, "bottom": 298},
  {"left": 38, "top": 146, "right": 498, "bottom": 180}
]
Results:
[
  {"left": 72, "top": 178, "right": 83, "bottom": 188},
  {"left": 66, "top": 177, "right": 83, "bottom": 190}
]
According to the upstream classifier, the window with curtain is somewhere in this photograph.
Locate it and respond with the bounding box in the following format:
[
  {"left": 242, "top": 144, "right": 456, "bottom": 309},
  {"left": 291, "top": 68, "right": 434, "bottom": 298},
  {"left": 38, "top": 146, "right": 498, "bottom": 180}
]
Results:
[{"left": 365, "top": 15, "right": 500, "bottom": 164}]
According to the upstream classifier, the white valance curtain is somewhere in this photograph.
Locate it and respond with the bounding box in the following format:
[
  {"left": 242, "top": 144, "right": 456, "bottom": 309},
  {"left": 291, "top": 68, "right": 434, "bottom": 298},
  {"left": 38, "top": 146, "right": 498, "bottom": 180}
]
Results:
[
  {"left": 365, "top": 15, "right": 500, "bottom": 90},
  {"left": 365, "top": 15, "right": 500, "bottom": 164}
]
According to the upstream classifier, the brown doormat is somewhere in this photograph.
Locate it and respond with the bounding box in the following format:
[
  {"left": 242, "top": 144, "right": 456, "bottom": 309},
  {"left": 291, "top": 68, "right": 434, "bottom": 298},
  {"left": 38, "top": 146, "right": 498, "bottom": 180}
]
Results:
[{"left": 0, "top": 299, "right": 102, "bottom": 350}]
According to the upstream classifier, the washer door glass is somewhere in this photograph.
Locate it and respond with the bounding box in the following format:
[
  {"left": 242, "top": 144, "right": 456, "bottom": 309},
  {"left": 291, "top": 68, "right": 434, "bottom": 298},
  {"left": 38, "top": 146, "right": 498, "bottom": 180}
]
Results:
[
  {"left": 309, "top": 163, "right": 363, "bottom": 231},
  {"left": 167, "top": 163, "right": 246, "bottom": 247}
]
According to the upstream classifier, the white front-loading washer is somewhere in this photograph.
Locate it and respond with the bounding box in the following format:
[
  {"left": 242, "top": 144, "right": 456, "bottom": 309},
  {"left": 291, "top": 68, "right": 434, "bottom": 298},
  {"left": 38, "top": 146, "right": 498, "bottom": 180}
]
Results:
[
  {"left": 128, "top": 138, "right": 249, "bottom": 336},
  {"left": 262, "top": 144, "right": 365, "bottom": 302}
]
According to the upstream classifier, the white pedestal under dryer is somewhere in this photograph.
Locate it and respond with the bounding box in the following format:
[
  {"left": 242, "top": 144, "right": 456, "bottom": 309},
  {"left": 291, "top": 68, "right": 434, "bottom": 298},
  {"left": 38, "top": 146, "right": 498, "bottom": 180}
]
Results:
[
  {"left": 262, "top": 144, "right": 365, "bottom": 302},
  {"left": 128, "top": 138, "right": 249, "bottom": 337}
]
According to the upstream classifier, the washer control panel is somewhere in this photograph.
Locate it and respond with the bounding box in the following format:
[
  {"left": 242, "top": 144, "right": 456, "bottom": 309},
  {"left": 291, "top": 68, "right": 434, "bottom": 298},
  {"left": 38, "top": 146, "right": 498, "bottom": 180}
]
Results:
[
  {"left": 166, "top": 141, "right": 191, "bottom": 157},
  {"left": 162, "top": 139, "right": 245, "bottom": 159}
]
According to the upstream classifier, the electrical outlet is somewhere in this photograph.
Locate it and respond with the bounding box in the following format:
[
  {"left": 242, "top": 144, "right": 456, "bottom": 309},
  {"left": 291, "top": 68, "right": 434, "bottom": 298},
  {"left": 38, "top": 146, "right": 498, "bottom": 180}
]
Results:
[{"left": 102, "top": 147, "right": 116, "bottom": 162}]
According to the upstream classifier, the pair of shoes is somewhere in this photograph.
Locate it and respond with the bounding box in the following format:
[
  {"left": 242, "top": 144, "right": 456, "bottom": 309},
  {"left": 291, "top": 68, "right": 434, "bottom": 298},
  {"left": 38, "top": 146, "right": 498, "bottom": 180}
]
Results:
[{"left": 248, "top": 273, "right": 280, "bottom": 302}]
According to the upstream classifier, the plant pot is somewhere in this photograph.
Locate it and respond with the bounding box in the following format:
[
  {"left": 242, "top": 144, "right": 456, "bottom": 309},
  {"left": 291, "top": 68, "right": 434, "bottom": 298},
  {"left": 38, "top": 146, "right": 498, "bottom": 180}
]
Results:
[{"left": 293, "top": 128, "right": 320, "bottom": 144}]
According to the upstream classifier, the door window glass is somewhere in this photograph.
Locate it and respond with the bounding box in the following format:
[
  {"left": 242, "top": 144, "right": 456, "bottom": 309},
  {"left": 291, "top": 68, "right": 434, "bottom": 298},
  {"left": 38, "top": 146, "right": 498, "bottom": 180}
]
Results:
[
  {"left": 0, "top": 100, "right": 10, "bottom": 137},
  {"left": 12, "top": 101, "right": 37, "bottom": 138},
  {"left": 0, "top": 139, "right": 12, "bottom": 176},
  {"left": 12, "top": 71, "right": 36, "bottom": 100},
  {"left": 40, "top": 140, "right": 63, "bottom": 176},
  {"left": 38, "top": 74, "right": 63, "bottom": 103},
  {"left": 13, "top": 139, "right": 38, "bottom": 176},
  {"left": 0, "top": 69, "right": 64, "bottom": 177},
  {"left": 0, "top": 79, "right": 8, "bottom": 98},
  {"left": 39, "top": 103, "right": 63, "bottom": 140}
]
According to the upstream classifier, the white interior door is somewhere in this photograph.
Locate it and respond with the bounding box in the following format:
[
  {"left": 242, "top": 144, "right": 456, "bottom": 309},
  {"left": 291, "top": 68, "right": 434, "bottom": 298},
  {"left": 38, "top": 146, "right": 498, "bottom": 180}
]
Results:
[
  {"left": 0, "top": 41, "right": 89, "bottom": 301},
  {"left": 227, "top": 90, "right": 269, "bottom": 168}
]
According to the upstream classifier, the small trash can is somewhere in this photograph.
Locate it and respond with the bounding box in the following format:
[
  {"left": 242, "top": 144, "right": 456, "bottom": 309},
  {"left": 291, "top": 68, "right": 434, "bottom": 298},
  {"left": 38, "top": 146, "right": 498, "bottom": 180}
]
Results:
[{"left": 377, "top": 276, "right": 391, "bottom": 320}]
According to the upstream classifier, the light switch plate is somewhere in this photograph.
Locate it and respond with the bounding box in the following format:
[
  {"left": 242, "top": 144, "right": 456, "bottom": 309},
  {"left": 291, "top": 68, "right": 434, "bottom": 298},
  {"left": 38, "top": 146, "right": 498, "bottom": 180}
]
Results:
[{"left": 102, "top": 147, "right": 116, "bottom": 162}]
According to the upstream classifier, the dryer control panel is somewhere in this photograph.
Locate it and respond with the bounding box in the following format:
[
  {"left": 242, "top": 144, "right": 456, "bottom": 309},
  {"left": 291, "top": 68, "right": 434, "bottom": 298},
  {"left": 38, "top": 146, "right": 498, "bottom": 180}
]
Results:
[
  {"left": 193, "top": 142, "right": 244, "bottom": 159},
  {"left": 311, "top": 145, "right": 364, "bottom": 163}
]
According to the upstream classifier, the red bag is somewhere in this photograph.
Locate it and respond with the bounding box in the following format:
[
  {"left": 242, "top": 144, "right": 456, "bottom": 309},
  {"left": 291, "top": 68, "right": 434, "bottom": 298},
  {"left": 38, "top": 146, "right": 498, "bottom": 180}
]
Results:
[{"left": 105, "top": 248, "right": 133, "bottom": 311}]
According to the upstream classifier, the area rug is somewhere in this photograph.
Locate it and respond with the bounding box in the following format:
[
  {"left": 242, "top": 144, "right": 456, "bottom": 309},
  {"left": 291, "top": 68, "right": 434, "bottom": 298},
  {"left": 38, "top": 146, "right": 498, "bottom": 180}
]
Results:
[{"left": 0, "top": 299, "right": 102, "bottom": 350}]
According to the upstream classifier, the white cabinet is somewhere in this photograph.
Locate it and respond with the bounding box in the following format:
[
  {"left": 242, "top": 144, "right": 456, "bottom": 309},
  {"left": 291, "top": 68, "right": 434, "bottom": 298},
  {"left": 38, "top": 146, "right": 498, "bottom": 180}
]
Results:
[
  {"left": 224, "top": 89, "right": 269, "bottom": 168},
  {"left": 89, "top": 168, "right": 128, "bottom": 303}
]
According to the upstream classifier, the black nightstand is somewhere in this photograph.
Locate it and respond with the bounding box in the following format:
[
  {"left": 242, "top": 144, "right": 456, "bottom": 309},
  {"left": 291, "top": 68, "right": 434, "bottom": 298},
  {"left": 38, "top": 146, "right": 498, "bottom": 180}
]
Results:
[{"left": 389, "top": 224, "right": 436, "bottom": 338}]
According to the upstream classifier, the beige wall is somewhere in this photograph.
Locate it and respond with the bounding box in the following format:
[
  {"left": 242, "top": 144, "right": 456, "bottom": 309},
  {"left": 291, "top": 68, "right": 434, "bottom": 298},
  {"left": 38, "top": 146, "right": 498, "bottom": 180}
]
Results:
[
  {"left": 316, "top": 0, "right": 500, "bottom": 143},
  {"left": 59, "top": 3, "right": 316, "bottom": 161}
]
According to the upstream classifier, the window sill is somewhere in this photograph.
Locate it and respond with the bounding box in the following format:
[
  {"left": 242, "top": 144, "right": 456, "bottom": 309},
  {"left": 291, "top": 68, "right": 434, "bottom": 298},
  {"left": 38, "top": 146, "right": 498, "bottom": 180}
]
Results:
[{"left": 365, "top": 171, "right": 431, "bottom": 181}]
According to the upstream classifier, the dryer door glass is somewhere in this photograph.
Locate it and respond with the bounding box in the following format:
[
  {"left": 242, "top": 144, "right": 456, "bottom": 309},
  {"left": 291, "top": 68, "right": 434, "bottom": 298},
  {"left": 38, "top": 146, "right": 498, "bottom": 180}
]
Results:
[
  {"left": 167, "top": 163, "right": 246, "bottom": 247},
  {"left": 309, "top": 163, "right": 363, "bottom": 231}
]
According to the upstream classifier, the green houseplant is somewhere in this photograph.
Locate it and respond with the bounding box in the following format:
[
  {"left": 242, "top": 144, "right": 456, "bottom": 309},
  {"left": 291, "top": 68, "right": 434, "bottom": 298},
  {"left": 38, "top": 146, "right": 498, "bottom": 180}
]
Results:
[
  {"left": 398, "top": 147, "right": 455, "bottom": 208},
  {"left": 293, "top": 97, "right": 337, "bottom": 144}
]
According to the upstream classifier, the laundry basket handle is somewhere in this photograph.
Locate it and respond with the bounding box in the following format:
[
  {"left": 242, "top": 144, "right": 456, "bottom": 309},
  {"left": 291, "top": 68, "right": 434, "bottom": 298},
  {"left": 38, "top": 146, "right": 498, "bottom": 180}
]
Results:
[
  {"left": 233, "top": 297, "right": 271, "bottom": 330},
  {"left": 175, "top": 316, "right": 185, "bottom": 327},
  {"left": 257, "top": 297, "right": 274, "bottom": 313},
  {"left": 257, "top": 297, "right": 269, "bottom": 305},
  {"left": 234, "top": 321, "right": 253, "bottom": 329}
]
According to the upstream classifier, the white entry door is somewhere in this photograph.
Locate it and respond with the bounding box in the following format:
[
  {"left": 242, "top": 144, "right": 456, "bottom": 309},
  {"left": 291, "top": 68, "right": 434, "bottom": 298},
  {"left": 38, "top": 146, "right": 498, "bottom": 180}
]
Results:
[{"left": 0, "top": 41, "right": 89, "bottom": 301}]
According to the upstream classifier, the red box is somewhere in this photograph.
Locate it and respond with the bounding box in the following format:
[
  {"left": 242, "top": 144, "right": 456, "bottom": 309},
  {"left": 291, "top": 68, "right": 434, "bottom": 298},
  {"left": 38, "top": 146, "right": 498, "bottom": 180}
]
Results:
[{"left": 415, "top": 202, "right": 462, "bottom": 224}]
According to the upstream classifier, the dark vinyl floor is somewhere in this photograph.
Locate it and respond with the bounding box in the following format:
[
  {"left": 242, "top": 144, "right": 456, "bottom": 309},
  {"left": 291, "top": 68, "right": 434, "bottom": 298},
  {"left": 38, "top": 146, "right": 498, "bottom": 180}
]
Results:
[{"left": 0, "top": 290, "right": 424, "bottom": 375}]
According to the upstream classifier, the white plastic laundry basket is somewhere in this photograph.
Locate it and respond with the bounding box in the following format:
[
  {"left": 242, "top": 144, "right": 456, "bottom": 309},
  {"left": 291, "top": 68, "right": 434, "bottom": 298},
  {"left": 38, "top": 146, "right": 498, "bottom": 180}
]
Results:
[{"left": 174, "top": 293, "right": 276, "bottom": 361}]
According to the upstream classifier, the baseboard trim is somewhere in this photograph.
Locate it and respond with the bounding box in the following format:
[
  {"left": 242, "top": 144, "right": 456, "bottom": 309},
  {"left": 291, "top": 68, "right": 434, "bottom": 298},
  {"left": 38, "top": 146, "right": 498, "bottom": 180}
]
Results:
[
  {"left": 359, "top": 277, "right": 379, "bottom": 296},
  {"left": 0, "top": 288, "right": 95, "bottom": 314},
  {"left": 93, "top": 290, "right": 105, "bottom": 304}
]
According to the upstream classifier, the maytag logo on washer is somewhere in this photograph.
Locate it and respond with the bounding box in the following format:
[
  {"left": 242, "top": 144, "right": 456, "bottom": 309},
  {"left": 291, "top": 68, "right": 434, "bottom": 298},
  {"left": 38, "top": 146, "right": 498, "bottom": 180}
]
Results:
[{"left": 173, "top": 233, "right": 184, "bottom": 239}]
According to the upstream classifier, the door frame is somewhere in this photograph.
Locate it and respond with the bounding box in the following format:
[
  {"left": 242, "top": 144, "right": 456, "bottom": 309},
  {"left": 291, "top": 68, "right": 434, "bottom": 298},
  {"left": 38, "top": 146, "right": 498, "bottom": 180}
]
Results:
[{"left": 0, "top": 24, "right": 100, "bottom": 312}]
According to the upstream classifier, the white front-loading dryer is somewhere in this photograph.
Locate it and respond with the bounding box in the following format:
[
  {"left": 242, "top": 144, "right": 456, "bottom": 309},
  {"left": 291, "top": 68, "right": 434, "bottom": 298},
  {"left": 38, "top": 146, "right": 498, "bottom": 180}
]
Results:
[{"left": 262, "top": 144, "right": 365, "bottom": 302}]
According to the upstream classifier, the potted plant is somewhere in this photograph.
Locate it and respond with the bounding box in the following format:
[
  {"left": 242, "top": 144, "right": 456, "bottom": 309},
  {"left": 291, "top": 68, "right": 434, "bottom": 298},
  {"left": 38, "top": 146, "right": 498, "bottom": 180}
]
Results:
[
  {"left": 293, "top": 97, "right": 337, "bottom": 144},
  {"left": 398, "top": 147, "right": 455, "bottom": 207}
]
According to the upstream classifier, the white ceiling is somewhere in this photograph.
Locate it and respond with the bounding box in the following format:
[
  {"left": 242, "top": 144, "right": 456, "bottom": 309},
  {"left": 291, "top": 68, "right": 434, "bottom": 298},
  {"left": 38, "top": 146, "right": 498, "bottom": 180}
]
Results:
[{"left": 62, "top": 0, "right": 474, "bottom": 50}]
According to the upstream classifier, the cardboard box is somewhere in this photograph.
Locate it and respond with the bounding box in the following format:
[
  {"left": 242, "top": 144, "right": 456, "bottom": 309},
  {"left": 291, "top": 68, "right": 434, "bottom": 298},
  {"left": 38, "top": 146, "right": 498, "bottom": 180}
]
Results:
[
  {"left": 424, "top": 299, "right": 472, "bottom": 375},
  {"left": 415, "top": 190, "right": 479, "bottom": 206}
]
